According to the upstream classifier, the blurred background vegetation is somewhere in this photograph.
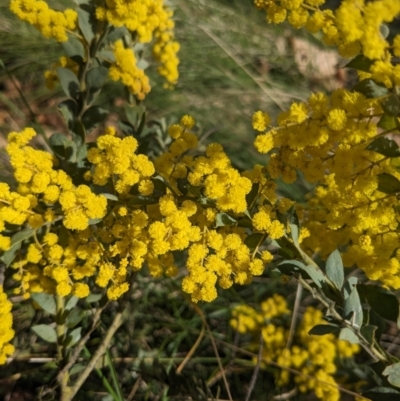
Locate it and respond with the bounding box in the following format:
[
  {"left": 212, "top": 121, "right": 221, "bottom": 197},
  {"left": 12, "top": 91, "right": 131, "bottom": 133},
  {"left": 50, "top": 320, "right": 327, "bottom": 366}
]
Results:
[{"left": 0, "top": 0, "right": 379, "bottom": 400}]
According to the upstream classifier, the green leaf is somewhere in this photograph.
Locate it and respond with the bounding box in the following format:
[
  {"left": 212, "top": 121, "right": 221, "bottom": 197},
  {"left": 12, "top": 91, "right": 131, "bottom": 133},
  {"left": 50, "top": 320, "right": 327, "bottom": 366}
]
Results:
[
  {"left": 244, "top": 233, "right": 265, "bottom": 250},
  {"left": 277, "top": 259, "right": 306, "bottom": 275},
  {"left": 308, "top": 324, "right": 339, "bottom": 335},
  {"left": 383, "top": 363, "right": 400, "bottom": 389},
  {"left": 65, "top": 327, "right": 82, "bottom": 348},
  {"left": 339, "top": 327, "right": 359, "bottom": 344},
  {"left": 245, "top": 183, "right": 259, "bottom": 210},
  {"left": 345, "top": 54, "right": 373, "bottom": 72},
  {"left": 325, "top": 249, "right": 344, "bottom": 290},
  {"left": 0, "top": 58, "right": 5, "bottom": 69},
  {"left": 32, "top": 324, "right": 57, "bottom": 343},
  {"left": 215, "top": 213, "right": 238, "bottom": 228},
  {"left": 78, "top": 7, "right": 95, "bottom": 44},
  {"left": 71, "top": 120, "right": 86, "bottom": 146},
  {"left": 377, "top": 173, "right": 400, "bottom": 194},
  {"left": 367, "top": 136, "right": 400, "bottom": 158},
  {"left": 360, "top": 324, "right": 378, "bottom": 344},
  {"left": 343, "top": 285, "right": 363, "bottom": 327},
  {"left": 61, "top": 37, "right": 86, "bottom": 64},
  {"left": 65, "top": 296, "right": 79, "bottom": 311},
  {"left": 49, "top": 133, "right": 77, "bottom": 161},
  {"left": 82, "top": 106, "right": 108, "bottom": 131},
  {"left": 354, "top": 79, "right": 389, "bottom": 98},
  {"left": 86, "top": 293, "right": 102, "bottom": 303},
  {"left": 100, "top": 193, "right": 118, "bottom": 201},
  {"left": 85, "top": 66, "right": 108, "bottom": 104},
  {"left": 362, "top": 387, "right": 400, "bottom": 401},
  {"left": 125, "top": 103, "right": 145, "bottom": 127},
  {"left": 357, "top": 284, "right": 400, "bottom": 323},
  {"left": 381, "top": 94, "right": 400, "bottom": 117},
  {"left": 380, "top": 24, "right": 390, "bottom": 39},
  {"left": 1, "top": 229, "right": 35, "bottom": 266},
  {"left": 31, "top": 293, "right": 56, "bottom": 315},
  {"left": 66, "top": 307, "right": 86, "bottom": 328},
  {"left": 57, "top": 68, "right": 80, "bottom": 100},
  {"left": 343, "top": 276, "right": 358, "bottom": 299},
  {"left": 58, "top": 99, "right": 76, "bottom": 130},
  {"left": 378, "top": 115, "right": 398, "bottom": 130}
]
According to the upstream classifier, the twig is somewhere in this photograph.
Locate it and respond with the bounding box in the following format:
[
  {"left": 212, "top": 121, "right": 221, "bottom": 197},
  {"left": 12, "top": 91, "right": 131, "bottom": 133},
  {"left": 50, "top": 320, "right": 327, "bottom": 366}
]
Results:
[
  {"left": 272, "top": 387, "right": 298, "bottom": 400},
  {"left": 192, "top": 304, "right": 233, "bottom": 401},
  {"left": 176, "top": 320, "right": 205, "bottom": 374},
  {"left": 68, "top": 310, "right": 124, "bottom": 400},
  {"left": 56, "top": 302, "right": 108, "bottom": 383},
  {"left": 245, "top": 333, "right": 263, "bottom": 401},
  {"left": 127, "top": 375, "right": 142, "bottom": 401},
  {"left": 286, "top": 283, "right": 302, "bottom": 349}
]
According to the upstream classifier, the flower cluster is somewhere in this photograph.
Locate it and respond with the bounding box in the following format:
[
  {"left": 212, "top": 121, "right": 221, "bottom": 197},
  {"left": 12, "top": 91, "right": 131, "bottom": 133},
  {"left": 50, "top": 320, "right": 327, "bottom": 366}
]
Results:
[
  {"left": 231, "top": 295, "right": 359, "bottom": 401},
  {"left": 252, "top": 87, "right": 400, "bottom": 289},
  {"left": 109, "top": 41, "right": 151, "bottom": 100},
  {"left": 254, "top": 0, "right": 400, "bottom": 62},
  {"left": 86, "top": 126, "right": 155, "bottom": 193},
  {"left": 96, "top": 0, "right": 180, "bottom": 86},
  {"left": 9, "top": 0, "right": 77, "bottom": 42},
  {"left": 0, "top": 286, "right": 15, "bottom": 365}
]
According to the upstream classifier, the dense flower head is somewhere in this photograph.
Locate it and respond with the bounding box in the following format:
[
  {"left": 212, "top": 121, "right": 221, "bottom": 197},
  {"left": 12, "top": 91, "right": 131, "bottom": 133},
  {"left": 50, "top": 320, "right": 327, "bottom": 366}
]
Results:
[
  {"left": 0, "top": 286, "right": 15, "bottom": 365},
  {"left": 9, "top": 0, "right": 77, "bottom": 42},
  {"left": 254, "top": 0, "right": 400, "bottom": 62},
  {"left": 96, "top": 0, "right": 180, "bottom": 86},
  {"left": 231, "top": 297, "right": 359, "bottom": 401},
  {"left": 109, "top": 40, "right": 151, "bottom": 100}
]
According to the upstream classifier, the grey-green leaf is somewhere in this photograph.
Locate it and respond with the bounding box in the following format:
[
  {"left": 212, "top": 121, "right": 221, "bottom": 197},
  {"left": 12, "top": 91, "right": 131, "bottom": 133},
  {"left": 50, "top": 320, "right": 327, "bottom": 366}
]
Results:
[
  {"left": 82, "top": 106, "right": 108, "bottom": 131},
  {"left": 65, "top": 327, "right": 82, "bottom": 348},
  {"left": 383, "top": 363, "right": 400, "bottom": 389},
  {"left": 58, "top": 99, "right": 76, "bottom": 130},
  {"left": 343, "top": 285, "right": 363, "bottom": 327},
  {"left": 362, "top": 387, "right": 400, "bottom": 401},
  {"left": 31, "top": 293, "right": 56, "bottom": 315},
  {"left": 354, "top": 79, "right": 389, "bottom": 98},
  {"left": 65, "top": 295, "right": 79, "bottom": 311},
  {"left": 78, "top": 8, "right": 95, "bottom": 44},
  {"left": 85, "top": 66, "right": 108, "bottom": 104},
  {"left": 381, "top": 94, "right": 400, "bottom": 117},
  {"left": 61, "top": 37, "right": 86, "bottom": 64},
  {"left": 32, "top": 324, "right": 57, "bottom": 343},
  {"left": 1, "top": 229, "right": 35, "bottom": 266},
  {"left": 325, "top": 249, "right": 344, "bottom": 290},
  {"left": 339, "top": 327, "right": 359, "bottom": 344},
  {"left": 57, "top": 68, "right": 80, "bottom": 100},
  {"left": 215, "top": 212, "right": 237, "bottom": 228}
]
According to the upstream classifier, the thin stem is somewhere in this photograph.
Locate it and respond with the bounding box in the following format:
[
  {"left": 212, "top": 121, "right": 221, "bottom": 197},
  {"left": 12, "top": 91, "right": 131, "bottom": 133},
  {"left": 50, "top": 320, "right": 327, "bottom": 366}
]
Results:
[
  {"left": 56, "top": 295, "right": 70, "bottom": 401},
  {"left": 68, "top": 311, "right": 124, "bottom": 400},
  {"left": 245, "top": 333, "right": 263, "bottom": 401},
  {"left": 286, "top": 283, "right": 302, "bottom": 349}
]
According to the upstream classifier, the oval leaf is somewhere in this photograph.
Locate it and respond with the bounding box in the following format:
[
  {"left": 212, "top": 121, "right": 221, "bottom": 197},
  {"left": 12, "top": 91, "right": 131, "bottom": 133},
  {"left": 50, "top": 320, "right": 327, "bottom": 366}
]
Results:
[
  {"left": 325, "top": 249, "right": 344, "bottom": 290},
  {"left": 343, "top": 285, "right": 363, "bottom": 327},
  {"left": 308, "top": 324, "right": 339, "bottom": 336},
  {"left": 383, "top": 363, "right": 400, "bottom": 389},
  {"left": 31, "top": 293, "right": 56, "bottom": 315},
  {"left": 56, "top": 68, "right": 80, "bottom": 100},
  {"left": 32, "top": 324, "right": 57, "bottom": 343},
  {"left": 61, "top": 37, "right": 86, "bottom": 64},
  {"left": 377, "top": 173, "right": 400, "bottom": 194},
  {"left": 339, "top": 327, "right": 359, "bottom": 344},
  {"left": 367, "top": 136, "right": 400, "bottom": 158}
]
